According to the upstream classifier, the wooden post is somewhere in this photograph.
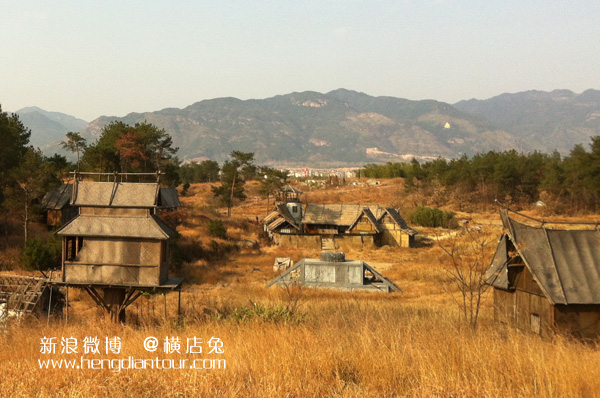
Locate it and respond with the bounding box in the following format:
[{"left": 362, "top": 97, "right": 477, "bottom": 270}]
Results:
[
  {"left": 47, "top": 270, "right": 54, "bottom": 326},
  {"left": 104, "top": 288, "right": 127, "bottom": 323},
  {"left": 65, "top": 287, "right": 69, "bottom": 323},
  {"left": 61, "top": 239, "right": 66, "bottom": 282},
  {"left": 163, "top": 293, "right": 167, "bottom": 320}
]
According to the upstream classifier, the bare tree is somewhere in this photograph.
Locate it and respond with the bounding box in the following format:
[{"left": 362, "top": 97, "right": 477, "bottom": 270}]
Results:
[
  {"left": 438, "top": 226, "right": 493, "bottom": 329},
  {"left": 279, "top": 280, "right": 305, "bottom": 314}
]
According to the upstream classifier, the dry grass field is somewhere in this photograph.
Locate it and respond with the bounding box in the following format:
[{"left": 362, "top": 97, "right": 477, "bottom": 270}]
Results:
[{"left": 2, "top": 179, "right": 600, "bottom": 397}]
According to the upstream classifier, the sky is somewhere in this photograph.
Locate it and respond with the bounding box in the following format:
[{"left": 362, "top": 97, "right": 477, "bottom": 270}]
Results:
[{"left": 1, "top": 0, "right": 599, "bottom": 121}]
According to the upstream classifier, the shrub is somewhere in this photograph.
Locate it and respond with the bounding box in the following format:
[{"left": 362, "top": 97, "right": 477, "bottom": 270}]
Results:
[
  {"left": 211, "top": 302, "right": 305, "bottom": 324},
  {"left": 181, "top": 182, "right": 190, "bottom": 196},
  {"left": 21, "top": 237, "right": 61, "bottom": 271},
  {"left": 411, "top": 206, "right": 458, "bottom": 229},
  {"left": 208, "top": 219, "right": 227, "bottom": 239}
]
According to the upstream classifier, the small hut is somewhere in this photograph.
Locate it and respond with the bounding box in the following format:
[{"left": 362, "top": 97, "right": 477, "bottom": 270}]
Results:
[
  {"left": 267, "top": 252, "right": 401, "bottom": 293},
  {"left": 41, "top": 184, "right": 77, "bottom": 227},
  {"left": 486, "top": 210, "right": 600, "bottom": 338}
]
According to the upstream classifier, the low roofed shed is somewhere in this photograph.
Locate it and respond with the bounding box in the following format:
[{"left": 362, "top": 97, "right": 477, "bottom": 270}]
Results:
[{"left": 486, "top": 210, "right": 600, "bottom": 338}]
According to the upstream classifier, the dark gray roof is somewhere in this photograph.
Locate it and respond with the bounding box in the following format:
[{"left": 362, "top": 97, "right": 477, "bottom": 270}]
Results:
[
  {"left": 276, "top": 204, "right": 299, "bottom": 228},
  {"left": 381, "top": 208, "right": 417, "bottom": 236},
  {"left": 497, "top": 212, "right": 600, "bottom": 305},
  {"left": 41, "top": 184, "right": 72, "bottom": 210},
  {"left": 485, "top": 235, "right": 509, "bottom": 289},
  {"left": 158, "top": 187, "right": 181, "bottom": 208}
]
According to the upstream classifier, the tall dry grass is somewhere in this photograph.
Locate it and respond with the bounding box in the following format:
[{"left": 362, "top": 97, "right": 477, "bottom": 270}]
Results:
[
  {"left": 3, "top": 293, "right": 600, "bottom": 397},
  {"left": 3, "top": 181, "right": 600, "bottom": 397}
]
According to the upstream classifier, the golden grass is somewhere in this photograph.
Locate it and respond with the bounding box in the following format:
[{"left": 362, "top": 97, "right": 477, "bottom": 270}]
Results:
[
  {"left": 3, "top": 294, "right": 600, "bottom": 397},
  {"left": 3, "top": 180, "right": 600, "bottom": 397}
]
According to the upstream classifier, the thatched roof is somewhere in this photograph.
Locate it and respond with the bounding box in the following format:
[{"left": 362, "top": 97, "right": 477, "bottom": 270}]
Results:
[
  {"left": 302, "top": 204, "right": 385, "bottom": 226},
  {"left": 72, "top": 181, "right": 159, "bottom": 208},
  {"left": 56, "top": 215, "right": 176, "bottom": 239}
]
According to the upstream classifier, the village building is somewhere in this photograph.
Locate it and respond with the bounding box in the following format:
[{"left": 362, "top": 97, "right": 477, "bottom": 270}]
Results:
[
  {"left": 263, "top": 200, "right": 416, "bottom": 250},
  {"left": 267, "top": 252, "right": 401, "bottom": 293},
  {"left": 52, "top": 174, "right": 183, "bottom": 322},
  {"left": 40, "top": 184, "right": 77, "bottom": 227},
  {"left": 41, "top": 183, "right": 179, "bottom": 228},
  {"left": 486, "top": 211, "right": 600, "bottom": 338}
]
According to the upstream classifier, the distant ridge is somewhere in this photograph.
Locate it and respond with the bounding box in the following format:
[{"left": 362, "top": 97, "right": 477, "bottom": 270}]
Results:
[
  {"left": 454, "top": 89, "right": 600, "bottom": 154},
  {"left": 81, "top": 89, "right": 521, "bottom": 166},
  {"left": 16, "top": 89, "right": 600, "bottom": 166},
  {"left": 16, "top": 107, "right": 88, "bottom": 156}
]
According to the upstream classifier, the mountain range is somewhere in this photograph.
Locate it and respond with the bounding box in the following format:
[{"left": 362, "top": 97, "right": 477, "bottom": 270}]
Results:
[
  {"left": 13, "top": 88, "right": 600, "bottom": 166},
  {"left": 15, "top": 106, "right": 88, "bottom": 156}
]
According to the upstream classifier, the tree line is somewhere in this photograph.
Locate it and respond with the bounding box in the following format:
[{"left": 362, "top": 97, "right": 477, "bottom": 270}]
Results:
[
  {"left": 0, "top": 105, "right": 64, "bottom": 249},
  {"left": 361, "top": 138, "right": 600, "bottom": 211},
  {"left": 0, "top": 105, "right": 291, "bottom": 256}
]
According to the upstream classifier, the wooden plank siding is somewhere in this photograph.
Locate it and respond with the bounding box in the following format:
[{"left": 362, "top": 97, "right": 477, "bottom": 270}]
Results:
[{"left": 379, "top": 214, "right": 412, "bottom": 247}]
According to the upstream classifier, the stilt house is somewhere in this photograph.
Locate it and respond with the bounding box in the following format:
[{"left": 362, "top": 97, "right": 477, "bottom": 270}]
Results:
[
  {"left": 56, "top": 179, "right": 178, "bottom": 286},
  {"left": 486, "top": 211, "right": 600, "bottom": 338}
]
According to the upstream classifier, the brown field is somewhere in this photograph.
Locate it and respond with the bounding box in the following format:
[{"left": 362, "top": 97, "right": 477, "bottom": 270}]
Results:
[{"left": 2, "top": 179, "right": 600, "bottom": 397}]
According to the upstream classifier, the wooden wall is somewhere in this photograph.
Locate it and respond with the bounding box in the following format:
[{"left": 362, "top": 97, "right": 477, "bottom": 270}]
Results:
[
  {"left": 554, "top": 305, "right": 600, "bottom": 339},
  {"left": 64, "top": 264, "right": 161, "bottom": 286},
  {"left": 276, "top": 234, "right": 376, "bottom": 250},
  {"left": 493, "top": 288, "right": 554, "bottom": 337},
  {"left": 379, "top": 214, "right": 413, "bottom": 248},
  {"left": 63, "top": 238, "right": 166, "bottom": 286}
]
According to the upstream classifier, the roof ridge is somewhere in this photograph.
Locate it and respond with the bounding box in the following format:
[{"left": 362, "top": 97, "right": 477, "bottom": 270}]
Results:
[{"left": 542, "top": 227, "right": 568, "bottom": 303}]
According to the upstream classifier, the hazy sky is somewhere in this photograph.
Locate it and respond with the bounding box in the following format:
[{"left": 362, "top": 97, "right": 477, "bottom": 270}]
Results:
[{"left": 1, "top": 1, "right": 599, "bottom": 121}]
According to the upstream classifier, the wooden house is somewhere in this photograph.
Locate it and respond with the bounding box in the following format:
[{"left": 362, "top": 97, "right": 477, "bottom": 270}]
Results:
[
  {"left": 56, "top": 180, "right": 178, "bottom": 287},
  {"left": 267, "top": 252, "right": 401, "bottom": 293},
  {"left": 486, "top": 211, "right": 600, "bottom": 338},
  {"left": 41, "top": 184, "right": 77, "bottom": 227},
  {"left": 264, "top": 204, "right": 416, "bottom": 249}
]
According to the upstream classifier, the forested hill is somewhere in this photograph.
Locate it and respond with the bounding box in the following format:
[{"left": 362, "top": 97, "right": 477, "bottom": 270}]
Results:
[{"left": 454, "top": 89, "right": 600, "bottom": 154}]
